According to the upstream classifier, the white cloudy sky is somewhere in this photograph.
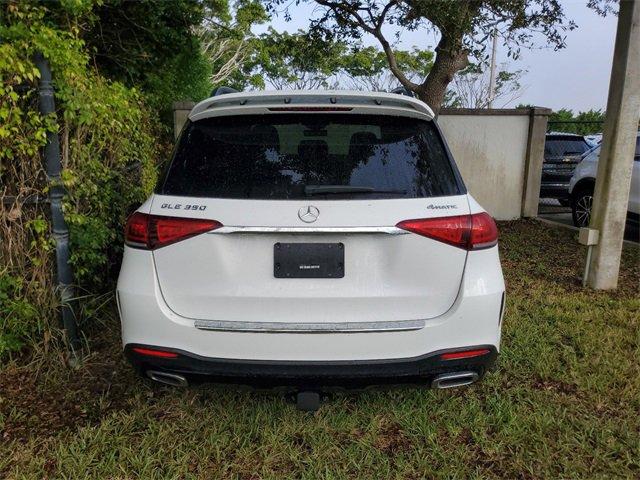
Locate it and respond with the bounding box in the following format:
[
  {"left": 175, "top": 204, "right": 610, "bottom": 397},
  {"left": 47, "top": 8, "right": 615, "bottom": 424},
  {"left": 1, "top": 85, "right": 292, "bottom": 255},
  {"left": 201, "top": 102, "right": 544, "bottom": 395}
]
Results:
[{"left": 261, "top": 1, "right": 618, "bottom": 112}]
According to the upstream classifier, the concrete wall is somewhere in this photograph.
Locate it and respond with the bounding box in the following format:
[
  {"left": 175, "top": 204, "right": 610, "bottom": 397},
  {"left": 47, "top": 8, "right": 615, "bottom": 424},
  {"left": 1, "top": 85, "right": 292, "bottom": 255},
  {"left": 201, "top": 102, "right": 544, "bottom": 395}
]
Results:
[
  {"left": 439, "top": 109, "right": 547, "bottom": 220},
  {"left": 172, "top": 103, "right": 550, "bottom": 220},
  {"left": 172, "top": 101, "right": 195, "bottom": 140}
]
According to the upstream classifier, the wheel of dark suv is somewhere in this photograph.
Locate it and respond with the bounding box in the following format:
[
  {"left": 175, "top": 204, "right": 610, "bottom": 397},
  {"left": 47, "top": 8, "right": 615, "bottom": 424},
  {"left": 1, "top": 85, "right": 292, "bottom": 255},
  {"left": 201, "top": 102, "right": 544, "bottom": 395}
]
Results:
[{"left": 571, "top": 185, "right": 594, "bottom": 227}]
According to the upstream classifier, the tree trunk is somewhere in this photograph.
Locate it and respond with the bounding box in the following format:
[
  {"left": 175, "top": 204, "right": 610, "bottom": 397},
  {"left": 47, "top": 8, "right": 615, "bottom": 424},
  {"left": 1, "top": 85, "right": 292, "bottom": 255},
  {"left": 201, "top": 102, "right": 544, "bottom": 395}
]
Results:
[{"left": 416, "top": 35, "right": 469, "bottom": 116}]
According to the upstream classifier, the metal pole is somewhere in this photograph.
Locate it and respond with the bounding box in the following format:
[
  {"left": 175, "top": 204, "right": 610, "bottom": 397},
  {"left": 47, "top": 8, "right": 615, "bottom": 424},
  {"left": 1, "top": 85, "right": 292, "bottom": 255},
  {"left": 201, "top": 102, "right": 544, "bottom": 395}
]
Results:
[
  {"left": 34, "top": 52, "right": 80, "bottom": 350},
  {"left": 487, "top": 28, "right": 498, "bottom": 108},
  {"left": 582, "top": 246, "right": 593, "bottom": 288},
  {"left": 585, "top": 0, "right": 640, "bottom": 290}
]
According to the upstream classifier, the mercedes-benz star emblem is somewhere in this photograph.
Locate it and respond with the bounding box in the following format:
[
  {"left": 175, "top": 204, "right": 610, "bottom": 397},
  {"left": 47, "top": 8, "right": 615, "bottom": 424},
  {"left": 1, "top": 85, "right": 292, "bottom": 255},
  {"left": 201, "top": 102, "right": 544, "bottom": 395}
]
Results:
[{"left": 298, "top": 205, "right": 319, "bottom": 223}]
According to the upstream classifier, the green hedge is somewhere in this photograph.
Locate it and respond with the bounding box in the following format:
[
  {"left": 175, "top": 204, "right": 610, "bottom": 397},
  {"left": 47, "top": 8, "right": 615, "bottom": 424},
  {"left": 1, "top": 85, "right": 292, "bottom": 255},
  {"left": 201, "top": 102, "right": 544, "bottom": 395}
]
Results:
[{"left": 0, "top": 2, "right": 159, "bottom": 357}]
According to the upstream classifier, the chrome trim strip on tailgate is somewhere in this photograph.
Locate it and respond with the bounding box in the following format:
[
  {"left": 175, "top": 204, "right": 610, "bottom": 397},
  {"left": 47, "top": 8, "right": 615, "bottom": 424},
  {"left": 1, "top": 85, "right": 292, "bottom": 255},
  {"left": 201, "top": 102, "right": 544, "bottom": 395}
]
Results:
[
  {"left": 194, "top": 319, "right": 425, "bottom": 333},
  {"left": 209, "top": 226, "right": 408, "bottom": 235}
]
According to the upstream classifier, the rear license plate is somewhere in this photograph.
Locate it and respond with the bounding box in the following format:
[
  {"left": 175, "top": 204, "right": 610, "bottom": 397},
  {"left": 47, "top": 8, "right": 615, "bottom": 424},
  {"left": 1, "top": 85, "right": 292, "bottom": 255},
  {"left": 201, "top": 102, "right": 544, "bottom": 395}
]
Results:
[{"left": 274, "top": 243, "right": 344, "bottom": 278}]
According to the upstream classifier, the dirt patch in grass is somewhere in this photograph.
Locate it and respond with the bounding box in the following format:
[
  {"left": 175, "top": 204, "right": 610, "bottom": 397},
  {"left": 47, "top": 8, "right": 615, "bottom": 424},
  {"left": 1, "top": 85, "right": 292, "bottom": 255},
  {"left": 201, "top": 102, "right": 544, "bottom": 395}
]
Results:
[
  {"left": 373, "top": 419, "right": 412, "bottom": 456},
  {"left": 0, "top": 368, "right": 83, "bottom": 442},
  {"left": 531, "top": 377, "right": 579, "bottom": 395},
  {"left": 0, "top": 338, "right": 133, "bottom": 443}
]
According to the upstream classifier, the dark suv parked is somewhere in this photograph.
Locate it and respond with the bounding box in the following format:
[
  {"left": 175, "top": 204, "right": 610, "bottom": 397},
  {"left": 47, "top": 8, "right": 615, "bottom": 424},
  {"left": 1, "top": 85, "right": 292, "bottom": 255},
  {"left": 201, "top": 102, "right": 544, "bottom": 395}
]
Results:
[{"left": 540, "top": 133, "right": 592, "bottom": 204}]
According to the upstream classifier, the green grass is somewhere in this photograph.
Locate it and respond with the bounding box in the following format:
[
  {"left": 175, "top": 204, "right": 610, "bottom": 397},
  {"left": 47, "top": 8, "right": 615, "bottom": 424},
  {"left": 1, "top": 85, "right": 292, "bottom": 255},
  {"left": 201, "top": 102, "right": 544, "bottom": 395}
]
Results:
[{"left": 1, "top": 220, "right": 639, "bottom": 479}]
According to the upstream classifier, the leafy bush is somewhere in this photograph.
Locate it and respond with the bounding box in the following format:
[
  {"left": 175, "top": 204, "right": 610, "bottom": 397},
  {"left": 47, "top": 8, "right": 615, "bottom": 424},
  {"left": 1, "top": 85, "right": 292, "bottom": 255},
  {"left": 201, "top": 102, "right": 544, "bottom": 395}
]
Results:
[
  {"left": 58, "top": 77, "right": 158, "bottom": 288},
  {"left": 81, "top": 0, "right": 215, "bottom": 131},
  {"left": 0, "top": 1, "right": 159, "bottom": 356},
  {"left": 0, "top": 272, "right": 48, "bottom": 359}
]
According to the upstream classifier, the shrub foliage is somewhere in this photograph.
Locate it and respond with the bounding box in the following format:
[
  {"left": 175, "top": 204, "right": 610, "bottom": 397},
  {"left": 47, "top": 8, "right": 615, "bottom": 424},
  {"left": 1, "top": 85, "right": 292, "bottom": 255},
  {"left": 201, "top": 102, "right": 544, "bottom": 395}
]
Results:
[{"left": 0, "top": 1, "right": 159, "bottom": 357}]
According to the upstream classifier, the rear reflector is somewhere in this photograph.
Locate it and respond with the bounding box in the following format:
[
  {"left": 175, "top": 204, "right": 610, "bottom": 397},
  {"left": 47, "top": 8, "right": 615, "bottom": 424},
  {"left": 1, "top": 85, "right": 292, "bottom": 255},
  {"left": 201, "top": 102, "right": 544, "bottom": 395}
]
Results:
[
  {"left": 396, "top": 212, "right": 498, "bottom": 250},
  {"left": 125, "top": 212, "right": 222, "bottom": 250},
  {"left": 131, "top": 347, "right": 178, "bottom": 358},
  {"left": 440, "top": 349, "right": 491, "bottom": 361}
]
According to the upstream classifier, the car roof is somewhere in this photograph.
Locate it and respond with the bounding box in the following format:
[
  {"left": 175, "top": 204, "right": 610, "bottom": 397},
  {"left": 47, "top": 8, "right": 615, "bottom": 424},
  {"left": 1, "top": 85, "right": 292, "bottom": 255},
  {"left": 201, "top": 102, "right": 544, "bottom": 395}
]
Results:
[
  {"left": 546, "top": 132, "right": 587, "bottom": 140},
  {"left": 189, "top": 90, "right": 435, "bottom": 123}
]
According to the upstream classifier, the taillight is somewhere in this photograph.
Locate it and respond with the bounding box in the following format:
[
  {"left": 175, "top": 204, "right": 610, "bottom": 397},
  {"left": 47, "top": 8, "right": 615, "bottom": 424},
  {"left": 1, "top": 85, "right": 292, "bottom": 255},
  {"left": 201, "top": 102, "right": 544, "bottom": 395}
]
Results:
[
  {"left": 396, "top": 215, "right": 471, "bottom": 249},
  {"left": 125, "top": 212, "right": 150, "bottom": 247},
  {"left": 469, "top": 212, "right": 499, "bottom": 250},
  {"left": 396, "top": 212, "right": 498, "bottom": 250},
  {"left": 125, "top": 212, "right": 222, "bottom": 250}
]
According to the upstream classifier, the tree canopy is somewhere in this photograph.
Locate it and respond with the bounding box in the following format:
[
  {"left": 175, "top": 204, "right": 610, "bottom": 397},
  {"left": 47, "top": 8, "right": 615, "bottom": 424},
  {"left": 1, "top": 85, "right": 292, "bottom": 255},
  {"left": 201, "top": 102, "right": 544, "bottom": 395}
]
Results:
[
  {"left": 78, "top": 0, "right": 266, "bottom": 125},
  {"left": 343, "top": 46, "right": 434, "bottom": 91},
  {"left": 548, "top": 108, "right": 605, "bottom": 135},
  {"left": 231, "top": 29, "right": 435, "bottom": 92},
  {"left": 247, "top": 28, "right": 350, "bottom": 89},
  {"left": 446, "top": 64, "right": 526, "bottom": 109},
  {"left": 265, "top": 0, "right": 602, "bottom": 113}
]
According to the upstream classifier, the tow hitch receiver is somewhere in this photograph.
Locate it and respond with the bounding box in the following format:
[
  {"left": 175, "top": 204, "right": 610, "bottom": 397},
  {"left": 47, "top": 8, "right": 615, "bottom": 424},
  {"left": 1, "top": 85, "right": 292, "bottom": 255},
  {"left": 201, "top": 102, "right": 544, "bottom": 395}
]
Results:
[{"left": 296, "top": 391, "right": 321, "bottom": 412}]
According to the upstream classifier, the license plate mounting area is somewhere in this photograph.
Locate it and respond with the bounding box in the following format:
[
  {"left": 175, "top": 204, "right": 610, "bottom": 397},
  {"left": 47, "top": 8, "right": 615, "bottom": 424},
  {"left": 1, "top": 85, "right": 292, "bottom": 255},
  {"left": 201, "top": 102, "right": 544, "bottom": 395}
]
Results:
[{"left": 274, "top": 243, "right": 344, "bottom": 278}]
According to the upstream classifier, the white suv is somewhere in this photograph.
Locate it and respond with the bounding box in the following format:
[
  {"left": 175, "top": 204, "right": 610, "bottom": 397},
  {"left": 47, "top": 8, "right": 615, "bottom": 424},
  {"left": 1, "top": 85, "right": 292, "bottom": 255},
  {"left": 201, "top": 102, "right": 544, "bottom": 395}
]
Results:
[
  {"left": 117, "top": 91, "right": 505, "bottom": 391},
  {"left": 569, "top": 133, "right": 640, "bottom": 228}
]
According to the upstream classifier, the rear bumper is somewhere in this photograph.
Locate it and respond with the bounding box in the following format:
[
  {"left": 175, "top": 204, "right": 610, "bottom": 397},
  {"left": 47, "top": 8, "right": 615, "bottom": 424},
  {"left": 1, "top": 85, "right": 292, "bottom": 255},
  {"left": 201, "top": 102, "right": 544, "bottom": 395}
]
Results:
[
  {"left": 117, "top": 245, "right": 505, "bottom": 363},
  {"left": 125, "top": 343, "right": 498, "bottom": 388}
]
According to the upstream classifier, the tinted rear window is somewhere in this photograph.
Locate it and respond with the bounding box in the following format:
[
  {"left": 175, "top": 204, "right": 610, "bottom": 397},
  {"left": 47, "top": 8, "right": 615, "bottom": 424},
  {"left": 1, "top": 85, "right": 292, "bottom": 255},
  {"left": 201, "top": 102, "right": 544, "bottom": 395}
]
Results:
[
  {"left": 544, "top": 137, "right": 590, "bottom": 157},
  {"left": 159, "top": 114, "right": 462, "bottom": 199}
]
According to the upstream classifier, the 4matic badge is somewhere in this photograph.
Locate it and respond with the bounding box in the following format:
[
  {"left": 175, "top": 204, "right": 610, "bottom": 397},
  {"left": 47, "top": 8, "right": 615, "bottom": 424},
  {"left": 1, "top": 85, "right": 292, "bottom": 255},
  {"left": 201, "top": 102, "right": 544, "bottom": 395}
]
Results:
[{"left": 426, "top": 204, "right": 457, "bottom": 210}]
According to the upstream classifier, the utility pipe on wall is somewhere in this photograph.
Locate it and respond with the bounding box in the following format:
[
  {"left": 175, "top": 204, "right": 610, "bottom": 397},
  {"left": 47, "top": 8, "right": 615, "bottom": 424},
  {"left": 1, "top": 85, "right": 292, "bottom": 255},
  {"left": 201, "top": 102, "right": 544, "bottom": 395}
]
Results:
[{"left": 34, "top": 52, "right": 80, "bottom": 351}]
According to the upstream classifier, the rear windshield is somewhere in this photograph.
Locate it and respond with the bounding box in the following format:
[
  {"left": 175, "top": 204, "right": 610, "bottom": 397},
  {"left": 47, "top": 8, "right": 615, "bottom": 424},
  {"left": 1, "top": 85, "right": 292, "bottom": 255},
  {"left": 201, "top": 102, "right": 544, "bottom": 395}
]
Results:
[
  {"left": 544, "top": 137, "right": 590, "bottom": 157},
  {"left": 159, "top": 114, "right": 462, "bottom": 200}
]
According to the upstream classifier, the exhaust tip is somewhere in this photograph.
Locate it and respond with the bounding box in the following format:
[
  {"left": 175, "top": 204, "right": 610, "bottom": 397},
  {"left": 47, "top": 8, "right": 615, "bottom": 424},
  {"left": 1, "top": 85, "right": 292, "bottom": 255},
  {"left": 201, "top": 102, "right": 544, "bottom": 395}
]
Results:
[
  {"left": 431, "top": 371, "right": 479, "bottom": 389},
  {"left": 146, "top": 370, "right": 188, "bottom": 387}
]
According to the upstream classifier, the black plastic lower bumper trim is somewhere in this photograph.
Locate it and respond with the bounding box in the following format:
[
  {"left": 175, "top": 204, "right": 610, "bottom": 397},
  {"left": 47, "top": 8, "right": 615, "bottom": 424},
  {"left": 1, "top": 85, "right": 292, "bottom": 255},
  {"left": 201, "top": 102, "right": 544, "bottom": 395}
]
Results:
[{"left": 125, "top": 344, "right": 498, "bottom": 389}]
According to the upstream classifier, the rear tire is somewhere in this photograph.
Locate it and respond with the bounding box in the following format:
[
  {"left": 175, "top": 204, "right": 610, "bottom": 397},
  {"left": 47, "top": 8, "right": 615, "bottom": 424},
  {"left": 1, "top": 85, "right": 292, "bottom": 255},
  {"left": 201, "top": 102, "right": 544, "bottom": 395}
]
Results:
[{"left": 571, "top": 186, "right": 594, "bottom": 227}]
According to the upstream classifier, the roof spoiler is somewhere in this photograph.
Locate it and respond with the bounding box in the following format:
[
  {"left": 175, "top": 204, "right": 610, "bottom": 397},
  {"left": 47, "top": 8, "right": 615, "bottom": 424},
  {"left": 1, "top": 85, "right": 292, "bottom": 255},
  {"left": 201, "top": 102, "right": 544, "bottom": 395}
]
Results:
[
  {"left": 190, "top": 90, "right": 435, "bottom": 120},
  {"left": 211, "top": 86, "right": 239, "bottom": 97}
]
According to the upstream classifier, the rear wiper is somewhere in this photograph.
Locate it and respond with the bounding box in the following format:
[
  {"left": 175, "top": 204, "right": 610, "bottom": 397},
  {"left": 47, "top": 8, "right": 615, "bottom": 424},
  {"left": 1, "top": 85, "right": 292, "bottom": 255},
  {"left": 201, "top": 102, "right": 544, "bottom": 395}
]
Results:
[{"left": 304, "top": 185, "right": 406, "bottom": 195}]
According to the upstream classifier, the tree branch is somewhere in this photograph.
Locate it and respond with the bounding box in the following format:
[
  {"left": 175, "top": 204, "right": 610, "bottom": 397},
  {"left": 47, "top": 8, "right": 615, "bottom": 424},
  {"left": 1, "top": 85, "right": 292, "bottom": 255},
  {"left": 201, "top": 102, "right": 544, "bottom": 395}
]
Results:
[
  {"left": 313, "top": 0, "right": 420, "bottom": 92},
  {"left": 314, "top": 0, "right": 376, "bottom": 34},
  {"left": 373, "top": 31, "right": 422, "bottom": 91}
]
